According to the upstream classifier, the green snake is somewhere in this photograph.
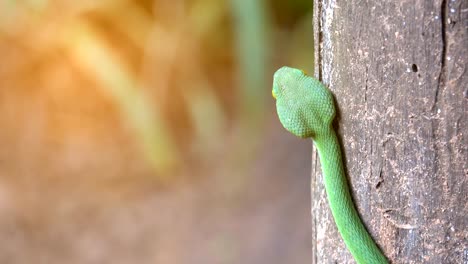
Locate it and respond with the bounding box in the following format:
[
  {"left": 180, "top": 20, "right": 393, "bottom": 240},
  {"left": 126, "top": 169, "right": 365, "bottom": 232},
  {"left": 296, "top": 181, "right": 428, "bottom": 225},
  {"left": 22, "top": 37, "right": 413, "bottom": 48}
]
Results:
[{"left": 272, "top": 66, "right": 388, "bottom": 264}]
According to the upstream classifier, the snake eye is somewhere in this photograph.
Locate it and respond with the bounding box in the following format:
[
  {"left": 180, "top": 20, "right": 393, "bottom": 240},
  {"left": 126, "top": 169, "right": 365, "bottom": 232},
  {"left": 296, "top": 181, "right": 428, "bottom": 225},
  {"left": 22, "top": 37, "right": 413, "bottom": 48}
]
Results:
[{"left": 272, "top": 89, "right": 277, "bottom": 99}]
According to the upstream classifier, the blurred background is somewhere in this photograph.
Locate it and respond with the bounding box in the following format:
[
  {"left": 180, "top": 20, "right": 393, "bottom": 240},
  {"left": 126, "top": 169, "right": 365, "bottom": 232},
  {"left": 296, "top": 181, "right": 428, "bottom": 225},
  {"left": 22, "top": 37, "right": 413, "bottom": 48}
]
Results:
[{"left": 0, "top": 0, "right": 314, "bottom": 263}]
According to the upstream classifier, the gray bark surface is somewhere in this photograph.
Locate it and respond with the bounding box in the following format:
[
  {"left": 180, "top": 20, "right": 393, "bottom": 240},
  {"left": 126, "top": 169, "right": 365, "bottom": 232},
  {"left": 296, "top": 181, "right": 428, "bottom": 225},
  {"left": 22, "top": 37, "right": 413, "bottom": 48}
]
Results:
[{"left": 311, "top": 0, "right": 467, "bottom": 263}]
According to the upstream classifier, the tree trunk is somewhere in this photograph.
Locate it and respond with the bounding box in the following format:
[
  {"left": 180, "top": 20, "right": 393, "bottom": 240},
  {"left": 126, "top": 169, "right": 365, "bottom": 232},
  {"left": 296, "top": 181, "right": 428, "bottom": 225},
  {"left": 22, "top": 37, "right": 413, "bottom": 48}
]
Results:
[{"left": 311, "top": 0, "right": 467, "bottom": 263}]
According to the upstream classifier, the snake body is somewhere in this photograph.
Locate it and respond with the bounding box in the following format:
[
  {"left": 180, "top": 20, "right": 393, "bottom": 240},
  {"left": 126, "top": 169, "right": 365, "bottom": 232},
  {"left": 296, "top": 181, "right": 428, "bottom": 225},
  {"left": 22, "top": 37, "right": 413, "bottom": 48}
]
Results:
[{"left": 272, "top": 66, "right": 388, "bottom": 264}]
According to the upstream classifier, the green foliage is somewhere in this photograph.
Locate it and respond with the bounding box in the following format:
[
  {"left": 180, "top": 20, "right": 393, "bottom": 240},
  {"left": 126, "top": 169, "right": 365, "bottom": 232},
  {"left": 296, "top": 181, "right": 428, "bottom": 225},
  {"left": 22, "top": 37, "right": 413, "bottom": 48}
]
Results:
[
  {"left": 230, "top": 0, "right": 271, "bottom": 125},
  {"left": 0, "top": 0, "right": 315, "bottom": 178}
]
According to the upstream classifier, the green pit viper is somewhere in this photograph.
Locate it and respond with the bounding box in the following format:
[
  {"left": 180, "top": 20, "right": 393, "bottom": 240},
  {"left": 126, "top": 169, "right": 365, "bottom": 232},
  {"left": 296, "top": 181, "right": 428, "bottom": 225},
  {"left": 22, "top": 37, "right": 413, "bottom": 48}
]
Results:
[{"left": 272, "top": 66, "right": 388, "bottom": 264}]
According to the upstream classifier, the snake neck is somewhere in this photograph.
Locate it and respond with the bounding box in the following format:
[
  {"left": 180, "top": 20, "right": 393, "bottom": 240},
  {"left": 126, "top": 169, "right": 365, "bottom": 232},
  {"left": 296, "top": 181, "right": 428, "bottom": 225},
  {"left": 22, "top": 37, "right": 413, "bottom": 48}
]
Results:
[{"left": 312, "top": 129, "right": 388, "bottom": 264}]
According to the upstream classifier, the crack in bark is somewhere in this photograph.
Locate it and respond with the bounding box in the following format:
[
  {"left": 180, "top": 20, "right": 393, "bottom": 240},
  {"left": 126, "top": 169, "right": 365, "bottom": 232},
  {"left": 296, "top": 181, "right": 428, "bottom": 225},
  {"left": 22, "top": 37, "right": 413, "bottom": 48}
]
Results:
[
  {"left": 364, "top": 66, "right": 369, "bottom": 102},
  {"left": 432, "top": 0, "right": 448, "bottom": 111},
  {"left": 314, "top": 0, "right": 324, "bottom": 82},
  {"left": 312, "top": 1, "right": 323, "bottom": 263}
]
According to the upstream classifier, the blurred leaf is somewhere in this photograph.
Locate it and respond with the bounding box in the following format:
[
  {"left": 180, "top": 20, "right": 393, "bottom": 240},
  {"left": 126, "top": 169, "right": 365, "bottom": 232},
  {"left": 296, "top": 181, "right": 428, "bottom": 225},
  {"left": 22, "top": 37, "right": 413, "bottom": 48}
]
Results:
[
  {"left": 101, "top": 1, "right": 153, "bottom": 50},
  {"left": 62, "top": 22, "right": 179, "bottom": 176},
  {"left": 230, "top": 0, "right": 271, "bottom": 125},
  {"left": 189, "top": 0, "right": 227, "bottom": 37},
  {"left": 184, "top": 82, "right": 225, "bottom": 156}
]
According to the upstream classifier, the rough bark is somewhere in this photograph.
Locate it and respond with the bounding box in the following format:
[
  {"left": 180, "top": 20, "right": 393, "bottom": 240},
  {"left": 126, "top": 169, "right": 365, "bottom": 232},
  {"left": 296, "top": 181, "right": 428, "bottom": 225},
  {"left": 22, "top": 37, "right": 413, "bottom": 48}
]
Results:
[{"left": 311, "top": 0, "right": 467, "bottom": 263}]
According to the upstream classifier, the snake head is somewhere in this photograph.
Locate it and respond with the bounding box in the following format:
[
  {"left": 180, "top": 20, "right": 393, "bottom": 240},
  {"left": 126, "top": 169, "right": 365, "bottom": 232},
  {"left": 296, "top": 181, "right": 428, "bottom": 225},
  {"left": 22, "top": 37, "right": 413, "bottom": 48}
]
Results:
[{"left": 272, "top": 66, "right": 336, "bottom": 138}]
